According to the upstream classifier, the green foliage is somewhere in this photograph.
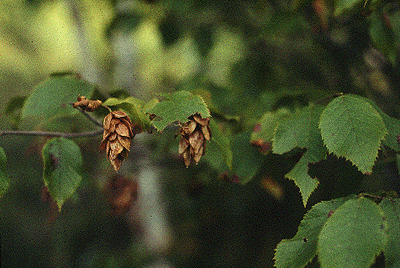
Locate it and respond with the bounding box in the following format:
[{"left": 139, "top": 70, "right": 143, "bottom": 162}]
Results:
[
  {"left": 318, "top": 197, "right": 387, "bottom": 268},
  {"left": 21, "top": 75, "right": 96, "bottom": 129},
  {"left": 204, "top": 119, "right": 233, "bottom": 171},
  {"left": 42, "top": 137, "right": 83, "bottom": 210},
  {"left": 276, "top": 195, "right": 400, "bottom": 267},
  {"left": 273, "top": 105, "right": 327, "bottom": 205},
  {"left": 0, "top": 147, "right": 10, "bottom": 198},
  {"left": 102, "top": 96, "right": 156, "bottom": 131},
  {"left": 147, "top": 90, "right": 211, "bottom": 131},
  {"left": 333, "top": 0, "right": 363, "bottom": 17},
  {"left": 319, "top": 94, "right": 388, "bottom": 174},
  {"left": 379, "top": 199, "right": 400, "bottom": 268},
  {"left": 231, "top": 132, "right": 266, "bottom": 184},
  {"left": 3, "top": 0, "right": 400, "bottom": 267},
  {"left": 5, "top": 96, "right": 26, "bottom": 129},
  {"left": 274, "top": 195, "right": 356, "bottom": 268}
]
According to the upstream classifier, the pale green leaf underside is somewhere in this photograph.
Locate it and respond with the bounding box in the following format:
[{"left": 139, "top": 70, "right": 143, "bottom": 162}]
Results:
[
  {"left": 273, "top": 105, "right": 326, "bottom": 205},
  {"left": 319, "top": 95, "right": 387, "bottom": 174},
  {"left": 42, "top": 137, "right": 83, "bottom": 210},
  {"left": 274, "top": 195, "right": 355, "bottom": 268},
  {"left": 0, "top": 147, "right": 10, "bottom": 198},
  {"left": 103, "top": 96, "right": 152, "bottom": 130},
  {"left": 21, "top": 76, "right": 95, "bottom": 129},
  {"left": 318, "top": 197, "right": 387, "bottom": 268},
  {"left": 147, "top": 91, "right": 211, "bottom": 131},
  {"left": 379, "top": 199, "right": 400, "bottom": 268}
]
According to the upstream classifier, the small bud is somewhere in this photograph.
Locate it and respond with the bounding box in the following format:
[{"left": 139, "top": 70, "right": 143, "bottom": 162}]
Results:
[{"left": 72, "top": 96, "right": 102, "bottom": 112}]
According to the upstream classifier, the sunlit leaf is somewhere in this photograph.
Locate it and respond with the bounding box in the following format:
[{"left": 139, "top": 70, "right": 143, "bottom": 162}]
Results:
[
  {"left": 103, "top": 96, "right": 153, "bottom": 131},
  {"left": 319, "top": 94, "right": 387, "bottom": 174},
  {"left": 274, "top": 195, "right": 356, "bottom": 268},
  {"left": 147, "top": 91, "right": 211, "bottom": 131},
  {"left": 333, "top": 0, "right": 363, "bottom": 17},
  {"left": 21, "top": 76, "right": 96, "bottom": 129},
  {"left": 42, "top": 137, "right": 83, "bottom": 210},
  {"left": 318, "top": 197, "right": 387, "bottom": 268}
]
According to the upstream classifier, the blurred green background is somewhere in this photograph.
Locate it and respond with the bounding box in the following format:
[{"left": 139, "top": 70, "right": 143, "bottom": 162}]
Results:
[{"left": 1, "top": 0, "right": 400, "bottom": 267}]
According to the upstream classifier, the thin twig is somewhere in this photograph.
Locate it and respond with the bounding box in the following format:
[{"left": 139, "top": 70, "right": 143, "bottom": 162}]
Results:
[
  {"left": 75, "top": 106, "right": 104, "bottom": 127},
  {"left": 0, "top": 129, "right": 103, "bottom": 138}
]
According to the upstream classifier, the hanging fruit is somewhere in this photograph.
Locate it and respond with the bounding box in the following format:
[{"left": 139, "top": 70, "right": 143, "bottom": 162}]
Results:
[
  {"left": 100, "top": 111, "right": 135, "bottom": 171},
  {"left": 178, "top": 113, "right": 211, "bottom": 167}
]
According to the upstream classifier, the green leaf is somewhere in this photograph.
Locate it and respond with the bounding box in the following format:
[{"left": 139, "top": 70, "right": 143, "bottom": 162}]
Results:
[
  {"left": 319, "top": 94, "right": 387, "bottom": 174},
  {"left": 380, "top": 198, "right": 400, "bottom": 268},
  {"left": 370, "top": 11, "right": 397, "bottom": 64},
  {"left": 250, "top": 108, "right": 291, "bottom": 144},
  {"left": 103, "top": 96, "right": 153, "bottom": 131},
  {"left": 231, "top": 132, "right": 265, "bottom": 184},
  {"left": 147, "top": 91, "right": 211, "bottom": 131},
  {"left": 5, "top": 96, "right": 27, "bottom": 128},
  {"left": 0, "top": 147, "right": 10, "bottom": 198},
  {"left": 274, "top": 195, "right": 356, "bottom": 268},
  {"left": 21, "top": 76, "right": 96, "bottom": 129},
  {"left": 42, "top": 137, "right": 83, "bottom": 210},
  {"left": 333, "top": 0, "right": 363, "bottom": 17},
  {"left": 273, "top": 105, "right": 327, "bottom": 205},
  {"left": 318, "top": 197, "right": 387, "bottom": 268},
  {"left": 203, "top": 119, "right": 233, "bottom": 171},
  {"left": 360, "top": 96, "right": 400, "bottom": 152}
]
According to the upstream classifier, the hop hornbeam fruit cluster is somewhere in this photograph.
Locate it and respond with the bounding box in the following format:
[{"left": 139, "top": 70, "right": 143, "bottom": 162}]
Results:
[
  {"left": 179, "top": 113, "right": 211, "bottom": 167},
  {"left": 72, "top": 96, "right": 102, "bottom": 112},
  {"left": 100, "top": 111, "right": 135, "bottom": 171}
]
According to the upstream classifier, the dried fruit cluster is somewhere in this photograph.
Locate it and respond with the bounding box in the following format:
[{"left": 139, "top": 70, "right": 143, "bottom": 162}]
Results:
[
  {"left": 100, "top": 111, "right": 135, "bottom": 171},
  {"left": 179, "top": 113, "right": 211, "bottom": 167},
  {"left": 72, "top": 96, "right": 102, "bottom": 112}
]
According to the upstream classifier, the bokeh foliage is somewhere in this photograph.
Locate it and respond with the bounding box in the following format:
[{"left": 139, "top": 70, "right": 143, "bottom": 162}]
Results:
[{"left": 1, "top": 0, "right": 400, "bottom": 267}]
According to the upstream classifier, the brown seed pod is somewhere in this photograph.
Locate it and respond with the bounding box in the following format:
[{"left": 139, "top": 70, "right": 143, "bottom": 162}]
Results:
[
  {"left": 179, "top": 113, "right": 211, "bottom": 167},
  {"left": 100, "top": 111, "right": 135, "bottom": 171}
]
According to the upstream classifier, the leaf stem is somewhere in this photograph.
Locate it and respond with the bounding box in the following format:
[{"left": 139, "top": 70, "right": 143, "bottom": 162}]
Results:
[
  {"left": 0, "top": 129, "right": 103, "bottom": 138},
  {"left": 75, "top": 106, "right": 104, "bottom": 127}
]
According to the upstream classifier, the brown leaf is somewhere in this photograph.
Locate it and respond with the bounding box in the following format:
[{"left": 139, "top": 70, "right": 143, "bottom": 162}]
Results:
[
  {"left": 189, "top": 130, "right": 204, "bottom": 154},
  {"left": 109, "top": 140, "right": 124, "bottom": 160},
  {"left": 103, "top": 113, "right": 113, "bottom": 130},
  {"left": 179, "top": 137, "right": 190, "bottom": 154},
  {"left": 72, "top": 96, "right": 102, "bottom": 112},
  {"left": 115, "top": 122, "right": 130, "bottom": 137},
  {"left": 183, "top": 149, "right": 191, "bottom": 167},
  {"left": 193, "top": 145, "right": 204, "bottom": 163},
  {"left": 193, "top": 114, "right": 209, "bottom": 126},
  {"left": 108, "top": 133, "right": 118, "bottom": 141},
  {"left": 118, "top": 135, "right": 131, "bottom": 150},
  {"left": 188, "top": 120, "right": 197, "bottom": 134},
  {"left": 112, "top": 110, "right": 129, "bottom": 119},
  {"left": 202, "top": 125, "right": 211, "bottom": 140},
  {"left": 111, "top": 156, "right": 124, "bottom": 171}
]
